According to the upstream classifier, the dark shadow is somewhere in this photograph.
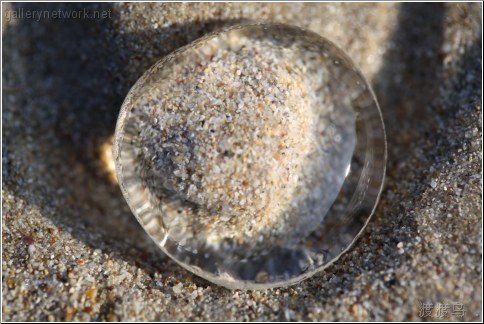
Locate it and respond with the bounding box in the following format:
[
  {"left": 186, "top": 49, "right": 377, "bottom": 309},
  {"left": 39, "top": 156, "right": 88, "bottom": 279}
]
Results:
[
  {"left": 366, "top": 3, "right": 447, "bottom": 241},
  {"left": 374, "top": 2, "right": 446, "bottom": 169},
  {"left": 370, "top": 3, "right": 446, "bottom": 236},
  {"left": 2, "top": 2, "right": 246, "bottom": 289}
]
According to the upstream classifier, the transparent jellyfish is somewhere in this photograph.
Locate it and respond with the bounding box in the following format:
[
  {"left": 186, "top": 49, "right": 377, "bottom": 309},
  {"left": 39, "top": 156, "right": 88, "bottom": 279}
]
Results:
[{"left": 114, "top": 23, "right": 386, "bottom": 289}]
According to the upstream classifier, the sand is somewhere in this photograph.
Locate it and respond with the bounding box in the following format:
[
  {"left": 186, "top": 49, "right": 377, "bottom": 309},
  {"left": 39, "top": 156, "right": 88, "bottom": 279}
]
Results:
[{"left": 2, "top": 2, "right": 482, "bottom": 321}]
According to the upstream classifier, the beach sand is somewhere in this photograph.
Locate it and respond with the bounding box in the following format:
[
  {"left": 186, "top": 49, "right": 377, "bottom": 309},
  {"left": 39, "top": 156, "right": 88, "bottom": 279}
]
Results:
[{"left": 2, "top": 2, "right": 482, "bottom": 321}]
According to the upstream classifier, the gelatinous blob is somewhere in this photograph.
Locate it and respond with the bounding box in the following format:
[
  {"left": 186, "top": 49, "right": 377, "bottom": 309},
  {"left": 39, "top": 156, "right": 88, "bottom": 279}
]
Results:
[{"left": 114, "top": 23, "right": 386, "bottom": 289}]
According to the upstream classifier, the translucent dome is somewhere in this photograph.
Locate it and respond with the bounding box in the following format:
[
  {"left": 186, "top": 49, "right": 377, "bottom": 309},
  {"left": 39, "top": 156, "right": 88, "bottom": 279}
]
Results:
[{"left": 114, "top": 23, "right": 386, "bottom": 289}]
